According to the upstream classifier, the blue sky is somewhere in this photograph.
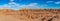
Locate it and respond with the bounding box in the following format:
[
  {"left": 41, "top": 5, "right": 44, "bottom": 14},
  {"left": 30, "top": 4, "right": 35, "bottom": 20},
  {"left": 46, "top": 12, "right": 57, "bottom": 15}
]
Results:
[{"left": 0, "top": 0, "right": 60, "bottom": 10}]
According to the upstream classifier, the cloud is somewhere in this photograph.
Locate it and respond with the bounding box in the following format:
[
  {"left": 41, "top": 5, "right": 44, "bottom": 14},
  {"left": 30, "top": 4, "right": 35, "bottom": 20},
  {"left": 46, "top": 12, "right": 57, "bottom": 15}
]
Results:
[
  {"left": 55, "top": 1, "right": 60, "bottom": 4},
  {"left": 0, "top": 0, "right": 42, "bottom": 10},
  {"left": 0, "top": 1, "right": 48, "bottom": 10},
  {"left": 8, "top": 2, "right": 16, "bottom": 5},
  {"left": 10, "top": 0, "right": 14, "bottom": 1},
  {"left": 47, "top": 1, "right": 54, "bottom": 3},
  {"left": 0, "top": 2, "right": 48, "bottom": 10},
  {"left": 47, "top": 1, "right": 60, "bottom": 4},
  {"left": 0, "top": 4, "right": 12, "bottom": 9},
  {"left": 0, "top": 3, "right": 38, "bottom": 10},
  {"left": 28, "top": 3, "right": 38, "bottom": 6},
  {"left": 20, "top": 3, "right": 40, "bottom": 9}
]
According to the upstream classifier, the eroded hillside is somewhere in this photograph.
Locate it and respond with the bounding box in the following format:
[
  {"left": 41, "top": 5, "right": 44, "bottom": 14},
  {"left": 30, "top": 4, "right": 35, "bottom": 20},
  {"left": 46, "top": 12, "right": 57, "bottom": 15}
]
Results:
[{"left": 0, "top": 9, "right": 60, "bottom": 21}]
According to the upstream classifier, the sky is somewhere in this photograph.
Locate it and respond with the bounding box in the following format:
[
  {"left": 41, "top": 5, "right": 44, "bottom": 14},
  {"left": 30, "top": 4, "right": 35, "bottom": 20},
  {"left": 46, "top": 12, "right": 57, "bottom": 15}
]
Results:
[{"left": 0, "top": 0, "right": 60, "bottom": 10}]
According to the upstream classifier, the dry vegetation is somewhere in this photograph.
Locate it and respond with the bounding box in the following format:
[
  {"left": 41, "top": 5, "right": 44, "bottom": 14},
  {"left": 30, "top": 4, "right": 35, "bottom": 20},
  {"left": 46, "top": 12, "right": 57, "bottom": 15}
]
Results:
[{"left": 0, "top": 9, "right": 60, "bottom": 21}]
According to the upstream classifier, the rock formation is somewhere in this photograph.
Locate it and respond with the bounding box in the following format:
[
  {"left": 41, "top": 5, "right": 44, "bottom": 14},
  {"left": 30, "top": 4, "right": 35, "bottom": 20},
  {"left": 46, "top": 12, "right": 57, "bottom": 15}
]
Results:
[{"left": 0, "top": 9, "right": 60, "bottom": 21}]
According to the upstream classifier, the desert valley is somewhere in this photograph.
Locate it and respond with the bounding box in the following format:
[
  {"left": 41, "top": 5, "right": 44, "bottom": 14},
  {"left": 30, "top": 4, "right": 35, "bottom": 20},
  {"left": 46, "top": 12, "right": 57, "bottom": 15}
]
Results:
[{"left": 0, "top": 9, "right": 60, "bottom": 21}]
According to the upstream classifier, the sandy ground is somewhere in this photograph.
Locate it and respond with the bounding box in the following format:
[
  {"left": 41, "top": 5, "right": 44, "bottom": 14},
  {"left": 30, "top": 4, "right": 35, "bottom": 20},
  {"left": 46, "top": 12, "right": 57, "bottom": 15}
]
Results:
[
  {"left": 51, "top": 14, "right": 60, "bottom": 21},
  {"left": 0, "top": 14, "right": 60, "bottom": 21},
  {"left": 0, "top": 15, "right": 26, "bottom": 21}
]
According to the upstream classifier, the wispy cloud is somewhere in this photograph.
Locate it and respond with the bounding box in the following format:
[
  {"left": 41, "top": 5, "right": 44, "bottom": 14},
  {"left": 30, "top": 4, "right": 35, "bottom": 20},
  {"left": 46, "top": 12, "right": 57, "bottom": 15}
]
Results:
[
  {"left": 55, "top": 1, "right": 60, "bottom": 4},
  {"left": 0, "top": 0, "right": 48, "bottom": 10},
  {"left": 10, "top": 0, "right": 14, "bottom": 1},
  {"left": 0, "top": 3, "right": 41, "bottom": 10},
  {"left": 20, "top": 3, "right": 40, "bottom": 9},
  {"left": 47, "top": 1, "right": 60, "bottom": 4},
  {"left": 47, "top": 1, "right": 54, "bottom": 3}
]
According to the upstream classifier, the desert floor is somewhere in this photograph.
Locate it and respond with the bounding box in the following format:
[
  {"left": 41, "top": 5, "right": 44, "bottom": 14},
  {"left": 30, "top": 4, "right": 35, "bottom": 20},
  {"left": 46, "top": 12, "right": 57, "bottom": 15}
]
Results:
[
  {"left": 0, "top": 15, "right": 27, "bottom": 21},
  {"left": 0, "top": 14, "right": 60, "bottom": 21}
]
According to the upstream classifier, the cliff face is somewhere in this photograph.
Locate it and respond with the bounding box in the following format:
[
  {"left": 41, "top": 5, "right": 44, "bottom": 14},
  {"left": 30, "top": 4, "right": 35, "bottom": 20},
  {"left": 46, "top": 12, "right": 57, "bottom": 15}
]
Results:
[{"left": 0, "top": 9, "right": 60, "bottom": 21}]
